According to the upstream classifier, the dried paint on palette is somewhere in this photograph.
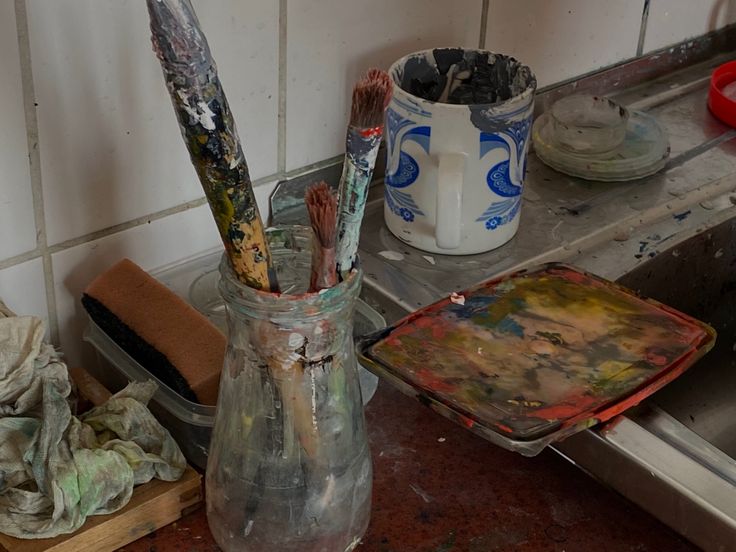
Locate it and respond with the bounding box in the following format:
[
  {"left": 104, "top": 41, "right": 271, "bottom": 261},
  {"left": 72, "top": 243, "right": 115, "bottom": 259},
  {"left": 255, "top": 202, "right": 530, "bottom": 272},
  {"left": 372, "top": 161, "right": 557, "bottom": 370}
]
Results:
[{"left": 368, "top": 264, "right": 713, "bottom": 440}]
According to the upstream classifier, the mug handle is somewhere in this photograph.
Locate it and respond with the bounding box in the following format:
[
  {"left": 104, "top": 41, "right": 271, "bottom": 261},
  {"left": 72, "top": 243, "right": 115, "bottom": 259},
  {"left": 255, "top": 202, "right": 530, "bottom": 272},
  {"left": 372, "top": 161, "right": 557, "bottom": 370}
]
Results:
[{"left": 435, "top": 153, "right": 465, "bottom": 249}]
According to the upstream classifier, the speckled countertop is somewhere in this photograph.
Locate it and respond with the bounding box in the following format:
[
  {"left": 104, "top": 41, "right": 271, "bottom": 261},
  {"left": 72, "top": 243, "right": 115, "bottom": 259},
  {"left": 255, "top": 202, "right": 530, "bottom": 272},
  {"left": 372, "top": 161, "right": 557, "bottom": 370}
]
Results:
[{"left": 117, "top": 382, "right": 696, "bottom": 552}]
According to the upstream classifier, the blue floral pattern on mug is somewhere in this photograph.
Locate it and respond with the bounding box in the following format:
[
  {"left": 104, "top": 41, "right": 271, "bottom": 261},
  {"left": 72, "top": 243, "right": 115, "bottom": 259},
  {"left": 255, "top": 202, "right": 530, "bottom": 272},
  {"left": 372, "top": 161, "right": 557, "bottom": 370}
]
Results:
[
  {"left": 476, "top": 117, "right": 531, "bottom": 230},
  {"left": 385, "top": 107, "right": 431, "bottom": 222}
]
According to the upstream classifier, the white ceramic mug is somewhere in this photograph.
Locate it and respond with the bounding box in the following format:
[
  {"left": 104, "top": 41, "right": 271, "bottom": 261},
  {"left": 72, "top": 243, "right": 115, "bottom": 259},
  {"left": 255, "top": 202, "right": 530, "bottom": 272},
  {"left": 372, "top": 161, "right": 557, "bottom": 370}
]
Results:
[{"left": 384, "top": 48, "right": 536, "bottom": 255}]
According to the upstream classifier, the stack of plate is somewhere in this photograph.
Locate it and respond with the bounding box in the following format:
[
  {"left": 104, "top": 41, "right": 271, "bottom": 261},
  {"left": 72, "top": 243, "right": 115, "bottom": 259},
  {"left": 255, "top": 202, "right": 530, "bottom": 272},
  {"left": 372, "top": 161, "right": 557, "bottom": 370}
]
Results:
[{"left": 533, "top": 94, "right": 670, "bottom": 181}]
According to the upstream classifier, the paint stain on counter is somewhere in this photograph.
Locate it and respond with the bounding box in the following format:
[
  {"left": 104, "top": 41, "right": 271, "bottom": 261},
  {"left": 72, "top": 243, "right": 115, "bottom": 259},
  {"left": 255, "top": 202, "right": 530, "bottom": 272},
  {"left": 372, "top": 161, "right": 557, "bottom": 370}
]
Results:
[
  {"left": 409, "top": 483, "right": 433, "bottom": 503},
  {"left": 673, "top": 209, "right": 692, "bottom": 222}
]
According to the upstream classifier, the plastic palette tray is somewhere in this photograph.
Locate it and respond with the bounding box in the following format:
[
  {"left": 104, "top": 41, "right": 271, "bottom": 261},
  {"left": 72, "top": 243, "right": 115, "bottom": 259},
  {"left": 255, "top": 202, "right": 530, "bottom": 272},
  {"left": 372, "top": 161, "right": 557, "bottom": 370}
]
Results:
[{"left": 358, "top": 263, "right": 716, "bottom": 456}]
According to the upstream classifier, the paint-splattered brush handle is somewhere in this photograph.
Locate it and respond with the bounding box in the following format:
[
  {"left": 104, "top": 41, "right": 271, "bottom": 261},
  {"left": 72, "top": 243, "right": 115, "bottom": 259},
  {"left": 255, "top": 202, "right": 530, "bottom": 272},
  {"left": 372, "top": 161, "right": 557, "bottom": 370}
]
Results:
[
  {"left": 335, "top": 126, "right": 383, "bottom": 276},
  {"left": 147, "top": 0, "right": 278, "bottom": 291}
]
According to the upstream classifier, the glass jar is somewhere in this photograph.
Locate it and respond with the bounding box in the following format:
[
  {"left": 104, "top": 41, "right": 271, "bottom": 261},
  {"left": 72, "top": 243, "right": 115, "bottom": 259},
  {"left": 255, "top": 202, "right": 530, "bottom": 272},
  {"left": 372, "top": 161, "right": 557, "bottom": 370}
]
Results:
[{"left": 206, "top": 227, "right": 372, "bottom": 552}]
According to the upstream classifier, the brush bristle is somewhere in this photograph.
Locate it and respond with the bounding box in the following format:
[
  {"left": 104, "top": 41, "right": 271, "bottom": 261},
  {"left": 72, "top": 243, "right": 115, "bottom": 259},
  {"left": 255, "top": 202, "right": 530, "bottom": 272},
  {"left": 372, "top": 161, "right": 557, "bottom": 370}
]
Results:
[
  {"left": 305, "top": 181, "right": 338, "bottom": 248},
  {"left": 350, "top": 68, "right": 393, "bottom": 129}
]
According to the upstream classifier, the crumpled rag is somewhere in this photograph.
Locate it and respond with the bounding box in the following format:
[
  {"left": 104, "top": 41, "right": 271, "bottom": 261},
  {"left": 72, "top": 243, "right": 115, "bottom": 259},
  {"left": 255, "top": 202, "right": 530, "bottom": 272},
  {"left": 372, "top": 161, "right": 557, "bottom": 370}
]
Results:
[{"left": 0, "top": 299, "right": 186, "bottom": 539}]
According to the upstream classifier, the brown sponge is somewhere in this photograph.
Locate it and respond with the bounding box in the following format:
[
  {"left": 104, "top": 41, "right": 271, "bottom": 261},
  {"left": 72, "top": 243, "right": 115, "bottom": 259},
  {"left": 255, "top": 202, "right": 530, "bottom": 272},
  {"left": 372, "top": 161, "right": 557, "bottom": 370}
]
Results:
[{"left": 82, "top": 258, "right": 224, "bottom": 405}]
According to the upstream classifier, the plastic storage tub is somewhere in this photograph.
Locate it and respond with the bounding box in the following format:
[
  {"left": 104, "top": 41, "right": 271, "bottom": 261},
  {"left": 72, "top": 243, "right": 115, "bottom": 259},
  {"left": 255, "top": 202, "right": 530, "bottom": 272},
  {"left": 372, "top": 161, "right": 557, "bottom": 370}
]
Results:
[{"left": 83, "top": 249, "right": 385, "bottom": 469}]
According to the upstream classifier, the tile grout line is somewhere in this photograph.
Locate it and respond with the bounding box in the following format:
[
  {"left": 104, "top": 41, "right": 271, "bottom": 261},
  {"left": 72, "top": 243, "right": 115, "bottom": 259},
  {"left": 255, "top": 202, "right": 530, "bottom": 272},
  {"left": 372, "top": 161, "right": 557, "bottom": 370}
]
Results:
[
  {"left": 14, "top": 0, "right": 59, "bottom": 341},
  {"left": 281, "top": 154, "right": 343, "bottom": 179},
  {"left": 42, "top": 160, "right": 340, "bottom": 253},
  {"left": 636, "top": 0, "right": 650, "bottom": 57},
  {"left": 0, "top": 157, "right": 344, "bottom": 276},
  {"left": 48, "top": 197, "right": 210, "bottom": 254},
  {"left": 277, "top": 0, "right": 288, "bottom": 177},
  {"left": 0, "top": 248, "right": 42, "bottom": 272},
  {"left": 478, "top": 0, "right": 490, "bottom": 49}
]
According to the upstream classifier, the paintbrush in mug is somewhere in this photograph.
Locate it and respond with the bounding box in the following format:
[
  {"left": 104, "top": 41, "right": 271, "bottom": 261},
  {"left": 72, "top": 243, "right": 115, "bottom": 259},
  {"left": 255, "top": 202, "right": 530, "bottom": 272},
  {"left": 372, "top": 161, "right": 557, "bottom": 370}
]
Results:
[
  {"left": 147, "top": 0, "right": 278, "bottom": 292},
  {"left": 306, "top": 181, "right": 338, "bottom": 291},
  {"left": 335, "top": 69, "right": 392, "bottom": 277}
]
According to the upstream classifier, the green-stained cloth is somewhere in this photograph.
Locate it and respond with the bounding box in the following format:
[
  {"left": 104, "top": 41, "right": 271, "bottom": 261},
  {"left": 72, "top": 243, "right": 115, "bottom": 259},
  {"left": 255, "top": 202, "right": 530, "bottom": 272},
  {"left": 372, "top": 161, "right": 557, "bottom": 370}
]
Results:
[{"left": 0, "top": 300, "right": 186, "bottom": 539}]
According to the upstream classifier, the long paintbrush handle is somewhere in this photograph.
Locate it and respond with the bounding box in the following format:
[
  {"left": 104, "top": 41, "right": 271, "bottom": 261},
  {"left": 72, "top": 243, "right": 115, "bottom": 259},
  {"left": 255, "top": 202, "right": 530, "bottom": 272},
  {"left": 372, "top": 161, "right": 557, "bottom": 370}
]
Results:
[
  {"left": 147, "top": 0, "right": 278, "bottom": 291},
  {"left": 335, "top": 126, "right": 383, "bottom": 276}
]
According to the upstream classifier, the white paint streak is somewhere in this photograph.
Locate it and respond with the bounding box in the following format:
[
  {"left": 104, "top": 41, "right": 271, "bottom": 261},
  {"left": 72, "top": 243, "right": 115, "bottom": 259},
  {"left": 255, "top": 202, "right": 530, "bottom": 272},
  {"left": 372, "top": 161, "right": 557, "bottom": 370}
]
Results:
[
  {"left": 177, "top": 90, "right": 216, "bottom": 131},
  {"left": 551, "top": 220, "right": 563, "bottom": 241},
  {"left": 345, "top": 536, "right": 362, "bottom": 552},
  {"left": 310, "top": 369, "right": 318, "bottom": 430},
  {"left": 288, "top": 332, "right": 304, "bottom": 348},
  {"left": 450, "top": 292, "right": 465, "bottom": 305},
  {"left": 197, "top": 101, "right": 216, "bottom": 130},
  {"left": 409, "top": 483, "right": 433, "bottom": 503},
  {"left": 422, "top": 255, "right": 436, "bottom": 265}
]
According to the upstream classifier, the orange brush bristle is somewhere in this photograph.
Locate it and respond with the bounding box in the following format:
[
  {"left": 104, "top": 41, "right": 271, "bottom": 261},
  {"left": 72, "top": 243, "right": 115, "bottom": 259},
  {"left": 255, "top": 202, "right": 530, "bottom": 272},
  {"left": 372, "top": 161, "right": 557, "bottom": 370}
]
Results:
[
  {"left": 306, "top": 181, "right": 338, "bottom": 291},
  {"left": 350, "top": 68, "right": 393, "bottom": 130}
]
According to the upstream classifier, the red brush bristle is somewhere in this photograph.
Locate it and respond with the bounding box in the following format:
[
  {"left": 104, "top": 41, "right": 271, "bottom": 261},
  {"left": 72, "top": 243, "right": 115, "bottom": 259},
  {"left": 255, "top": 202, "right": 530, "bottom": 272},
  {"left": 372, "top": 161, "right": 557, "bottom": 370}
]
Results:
[
  {"left": 350, "top": 68, "right": 393, "bottom": 129},
  {"left": 305, "top": 181, "right": 338, "bottom": 249}
]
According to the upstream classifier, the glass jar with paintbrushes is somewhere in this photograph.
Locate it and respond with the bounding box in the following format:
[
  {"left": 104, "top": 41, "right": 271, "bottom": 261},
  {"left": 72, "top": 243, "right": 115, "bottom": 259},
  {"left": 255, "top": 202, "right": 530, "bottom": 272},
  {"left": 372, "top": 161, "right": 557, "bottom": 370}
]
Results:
[
  {"left": 201, "top": 62, "right": 390, "bottom": 549},
  {"left": 146, "top": 2, "right": 389, "bottom": 548},
  {"left": 206, "top": 226, "right": 371, "bottom": 552}
]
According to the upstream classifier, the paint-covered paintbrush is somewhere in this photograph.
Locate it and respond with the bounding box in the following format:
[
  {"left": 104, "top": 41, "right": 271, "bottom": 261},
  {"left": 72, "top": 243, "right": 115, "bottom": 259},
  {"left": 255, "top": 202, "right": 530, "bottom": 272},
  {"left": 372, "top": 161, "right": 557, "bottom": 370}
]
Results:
[
  {"left": 306, "top": 181, "right": 338, "bottom": 291},
  {"left": 335, "top": 69, "right": 392, "bottom": 277},
  {"left": 147, "top": 0, "right": 278, "bottom": 292}
]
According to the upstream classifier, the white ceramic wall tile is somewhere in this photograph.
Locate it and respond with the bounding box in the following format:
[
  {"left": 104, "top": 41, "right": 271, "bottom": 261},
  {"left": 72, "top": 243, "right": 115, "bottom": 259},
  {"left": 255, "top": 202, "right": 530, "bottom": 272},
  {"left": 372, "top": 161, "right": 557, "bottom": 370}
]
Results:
[
  {"left": 27, "top": 0, "right": 279, "bottom": 245},
  {"left": 0, "top": 3, "right": 36, "bottom": 260},
  {"left": 52, "top": 179, "right": 277, "bottom": 366},
  {"left": 485, "top": 0, "right": 644, "bottom": 88},
  {"left": 251, "top": 179, "right": 279, "bottom": 223},
  {"left": 0, "top": 259, "right": 48, "bottom": 323},
  {"left": 644, "top": 0, "right": 736, "bottom": 53},
  {"left": 286, "top": 0, "right": 483, "bottom": 171}
]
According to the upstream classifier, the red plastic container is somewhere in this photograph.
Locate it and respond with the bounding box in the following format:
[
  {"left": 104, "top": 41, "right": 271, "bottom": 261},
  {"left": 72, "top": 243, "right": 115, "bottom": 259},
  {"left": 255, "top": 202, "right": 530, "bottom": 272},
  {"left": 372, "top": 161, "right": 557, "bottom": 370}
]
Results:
[{"left": 708, "top": 60, "right": 736, "bottom": 127}]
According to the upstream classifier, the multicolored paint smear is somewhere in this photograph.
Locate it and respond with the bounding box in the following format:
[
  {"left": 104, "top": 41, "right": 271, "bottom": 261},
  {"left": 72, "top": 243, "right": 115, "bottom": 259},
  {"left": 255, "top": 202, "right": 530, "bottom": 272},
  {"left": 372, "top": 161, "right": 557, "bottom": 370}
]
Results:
[
  {"left": 335, "top": 127, "right": 382, "bottom": 276},
  {"left": 147, "top": 0, "right": 277, "bottom": 291},
  {"left": 365, "top": 264, "right": 714, "bottom": 443},
  {"left": 335, "top": 69, "right": 392, "bottom": 278}
]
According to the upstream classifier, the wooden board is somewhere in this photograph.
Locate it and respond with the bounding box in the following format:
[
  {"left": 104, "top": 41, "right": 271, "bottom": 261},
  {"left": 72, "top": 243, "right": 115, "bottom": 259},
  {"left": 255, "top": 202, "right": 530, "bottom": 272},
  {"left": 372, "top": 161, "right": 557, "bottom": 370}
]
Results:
[
  {"left": 0, "top": 467, "right": 202, "bottom": 552},
  {"left": 0, "top": 369, "right": 203, "bottom": 552}
]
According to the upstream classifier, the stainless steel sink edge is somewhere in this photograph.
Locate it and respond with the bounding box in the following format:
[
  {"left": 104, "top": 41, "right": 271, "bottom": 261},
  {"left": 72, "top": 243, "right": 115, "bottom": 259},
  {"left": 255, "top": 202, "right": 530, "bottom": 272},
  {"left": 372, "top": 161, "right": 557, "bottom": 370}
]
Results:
[
  {"left": 560, "top": 196, "right": 736, "bottom": 551},
  {"left": 556, "top": 418, "right": 736, "bottom": 552},
  {"left": 643, "top": 406, "right": 736, "bottom": 487}
]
